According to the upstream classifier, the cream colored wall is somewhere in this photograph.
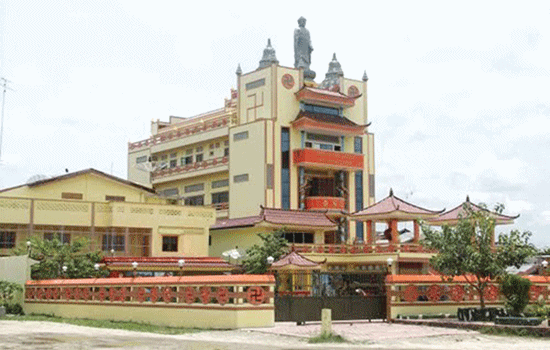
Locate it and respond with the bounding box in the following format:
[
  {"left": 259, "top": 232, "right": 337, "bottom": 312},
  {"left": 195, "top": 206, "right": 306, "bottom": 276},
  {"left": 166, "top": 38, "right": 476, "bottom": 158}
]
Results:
[
  {"left": 24, "top": 303, "right": 274, "bottom": 329},
  {"left": 228, "top": 122, "right": 266, "bottom": 218},
  {"left": 152, "top": 227, "right": 209, "bottom": 257},
  {"left": 238, "top": 67, "right": 273, "bottom": 124},
  {"left": 1, "top": 173, "right": 149, "bottom": 203},
  {"left": 154, "top": 171, "right": 229, "bottom": 207},
  {"left": 342, "top": 77, "right": 367, "bottom": 125},
  {"left": 389, "top": 302, "right": 503, "bottom": 319},
  {"left": 209, "top": 226, "right": 269, "bottom": 258},
  {"left": 127, "top": 148, "right": 152, "bottom": 186}
]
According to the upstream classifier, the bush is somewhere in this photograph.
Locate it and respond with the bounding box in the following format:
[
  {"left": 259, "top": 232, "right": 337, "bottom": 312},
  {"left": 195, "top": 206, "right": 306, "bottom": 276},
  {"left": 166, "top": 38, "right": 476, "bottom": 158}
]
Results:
[
  {"left": 494, "top": 316, "right": 542, "bottom": 326},
  {"left": 2, "top": 303, "right": 24, "bottom": 315},
  {"left": 500, "top": 274, "right": 531, "bottom": 316}
]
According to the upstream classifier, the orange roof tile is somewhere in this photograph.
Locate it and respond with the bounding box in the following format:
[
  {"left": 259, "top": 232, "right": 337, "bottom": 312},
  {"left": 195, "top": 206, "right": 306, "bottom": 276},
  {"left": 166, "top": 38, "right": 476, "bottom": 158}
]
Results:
[
  {"left": 271, "top": 251, "right": 323, "bottom": 269},
  {"left": 428, "top": 196, "right": 519, "bottom": 226},
  {"left": 351, "top": 189, "right": 444, "bottom": 221}
]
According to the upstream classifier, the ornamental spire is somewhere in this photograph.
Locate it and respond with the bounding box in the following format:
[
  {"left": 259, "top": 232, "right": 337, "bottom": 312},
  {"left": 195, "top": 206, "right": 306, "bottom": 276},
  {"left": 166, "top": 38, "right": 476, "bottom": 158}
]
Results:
[
  {"left": 362, "top": 70, "right": 368, "bottom": 82},
  {"left": 258, "top": 38, "right": 279, "bottom": 69},
  {"left": 236, "top": 64, "right": 242, "bottom": 75},
  {"left": 319, "top": 53, "right": 344, "bottom": 90}
]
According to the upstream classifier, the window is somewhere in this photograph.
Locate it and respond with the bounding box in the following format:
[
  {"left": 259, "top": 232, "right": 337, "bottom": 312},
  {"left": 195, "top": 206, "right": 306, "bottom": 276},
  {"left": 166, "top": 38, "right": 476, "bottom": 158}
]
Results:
[
  {"left": 161, "top": 155, "right": 168, "bottom": 160},
  {"left": 102, "top": 234, "right": 125, "bottom": 251},
  {"left": 196, "top": 146, "right": 203, "bottom": 152},
  {"left": 170, "top": 152, "right": 177, "bottom": 158},
  {"left": 184, "top": 195, "right": 204, "bottom": 206},
  {"left": 185, "top": 183, "right": 204, "bottom": 193},
  {"left": 209, "top": 151, "right": 214, "bottom": 156},
  {"left": 186, "top": 149, "right": 193, "bottom": 155},
  {"left": 136, "top": 155, "right": 148, "bottom": 164},
  {"left": 281, "top": 127, "right": 290, "bottom": 209},
  {"left": 305, "top": 133, "right": 342, "bottom": 151},
  {"left": 233, "top": 174, "right": 249, "bottom": 183},
  {"left": 195, "top": 154, "right": 203, "bottom": 162},
  {"left": 159, "top": 188, "right": 178, "bottom": 197},
  {"left": 209, "top": 143, "right": 215, "bottom": 149},
  {"left": 245, "top": 78, "right": 265, "bottom": 90},
  {"left": 181, "top": 156, "right": 192, "bottom": 166},
  {"left": 224, "top": 140, "right": 229, "bottom": 146},
  {"left": 303, "top": 104, "right": 340, "bottom": 116},
  {"left": 355, "top": 171, "right": 364, "bottom": 242},
  {"left": 0, "top": 231, "right": 15, "bottom": 249},
  {"left": 162, "top": 236, "right": 178, "bottom": 252},
  {"left": 354, "top": 136, "right": 363, "bottom": 154},
  {"left": 212, "top": 179, "right": 229, "bottom": 188},
  {"left": 211, "top": 191, "right": 229, "bottom": 204},
  {"left": 224, "top": 148, "right": 229, "bottom": 157},
  {"left": 105, "top": 195, "right": 125, "bottom": 202},
  {"left": 152, "top": 156, "right": 158, "bottom": 161},
  {"left": 169, "top": 159, "right": 177, "bottom": 168},
  {"left": 284, "top": 232, "right": 314, "bottom": 244},
  {"left": 44, "top": 232, "right": 71, "bottom": 244},
  {"left": 61, "top": 192, "right": 83, "bottom": 200},
  {"left": 368, "top": 174, "right": 375, "bottom": 198},
  {"left": 233, "top": 131, "right": 249, "bottom": 141}
]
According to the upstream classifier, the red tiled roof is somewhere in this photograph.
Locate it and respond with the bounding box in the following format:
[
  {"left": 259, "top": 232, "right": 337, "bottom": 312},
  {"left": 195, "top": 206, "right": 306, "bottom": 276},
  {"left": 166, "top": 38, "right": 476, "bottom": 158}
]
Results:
[
  {"left": 351, "top": 189, "right": 444, "bottom": 220},
  {"left": 271, "top": 251, "right": 322, "bottom": 269},
  {"left": 293, "top": 110, "right": 359, "bottom": 127},
  {"left": 427, "top": 197, "right": 519, "bottom": 225},
  {"left": 211, "top": 207, "right": 337, "bottom": 230},
  {"left": 295, "top": 87, "right": 357, "bottom": 107}
]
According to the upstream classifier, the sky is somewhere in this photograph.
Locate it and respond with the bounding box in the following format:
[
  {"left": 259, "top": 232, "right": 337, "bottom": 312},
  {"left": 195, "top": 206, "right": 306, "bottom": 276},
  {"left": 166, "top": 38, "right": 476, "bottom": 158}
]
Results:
[{"left": 0, "top": 1, "right": 549, "bottom": 246}]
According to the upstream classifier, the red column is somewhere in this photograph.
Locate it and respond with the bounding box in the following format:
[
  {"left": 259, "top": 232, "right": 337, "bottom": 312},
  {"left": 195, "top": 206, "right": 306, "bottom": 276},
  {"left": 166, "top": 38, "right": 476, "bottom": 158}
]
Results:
[
  {"left": 366, "top": 220, "right": 373, "bottom": 244},
  {"left": 413, "top": 221, "right": 420, "bottom": 243},
  {"left": 391, "top": 220, "right": 399, "bottom": 244}
]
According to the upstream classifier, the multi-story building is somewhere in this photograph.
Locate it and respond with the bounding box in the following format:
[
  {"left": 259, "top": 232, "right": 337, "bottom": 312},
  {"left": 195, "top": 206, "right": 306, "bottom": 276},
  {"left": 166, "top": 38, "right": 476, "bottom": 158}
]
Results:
[{"left": 128, "top": 40, "right": 375, "bottom": 255}]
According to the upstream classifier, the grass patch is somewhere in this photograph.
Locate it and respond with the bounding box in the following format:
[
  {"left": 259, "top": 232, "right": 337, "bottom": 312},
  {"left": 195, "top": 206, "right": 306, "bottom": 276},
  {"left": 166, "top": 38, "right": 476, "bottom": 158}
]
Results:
[
  {"left": 0, "top": 314, "right": 202, "bottom": 335},
  {"left": 308, "top": 332, "right": 347, "bottom": 343}
]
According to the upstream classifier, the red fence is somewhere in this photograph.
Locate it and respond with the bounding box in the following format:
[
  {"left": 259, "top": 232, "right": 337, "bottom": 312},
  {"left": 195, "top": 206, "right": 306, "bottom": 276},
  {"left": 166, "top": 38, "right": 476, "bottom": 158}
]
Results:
[
  {"left": 291, "top": 243, "right": 436, "bottom": 255},
  {"left": 25, "top": 274, "right": 274, "bottom": 310}
]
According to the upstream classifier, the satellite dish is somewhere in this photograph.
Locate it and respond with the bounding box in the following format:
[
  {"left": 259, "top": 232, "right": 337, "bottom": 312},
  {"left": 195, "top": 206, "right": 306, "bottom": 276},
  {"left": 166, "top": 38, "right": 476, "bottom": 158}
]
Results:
[
  {"left": 133, "top": 161, "right": 162, "bottom": 173},
  {"left": 26, "top": 174, "right": 50, "bottom": 185}
]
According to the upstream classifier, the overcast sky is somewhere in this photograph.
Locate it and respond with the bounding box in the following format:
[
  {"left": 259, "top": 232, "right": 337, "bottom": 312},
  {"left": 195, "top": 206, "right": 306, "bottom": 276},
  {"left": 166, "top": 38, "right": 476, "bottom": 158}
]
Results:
[{"left": 0, "top": 1, "right": 549, "bottom": 246}]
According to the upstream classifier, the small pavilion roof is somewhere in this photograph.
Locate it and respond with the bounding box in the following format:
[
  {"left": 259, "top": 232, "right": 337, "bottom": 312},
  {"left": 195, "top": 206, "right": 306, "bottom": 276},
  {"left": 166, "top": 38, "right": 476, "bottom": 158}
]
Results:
[
  {"left": 270, "top": 251, "right": 323, "bottom": 270},
  {"left": 427, "top": 196, "right": 519, "bottom": 226},
  {"left": 211, "top": 207, "right": 337, "bottom": 230},
  {"left": 350, "top": 189, "right": 445, "bottom": 221}
]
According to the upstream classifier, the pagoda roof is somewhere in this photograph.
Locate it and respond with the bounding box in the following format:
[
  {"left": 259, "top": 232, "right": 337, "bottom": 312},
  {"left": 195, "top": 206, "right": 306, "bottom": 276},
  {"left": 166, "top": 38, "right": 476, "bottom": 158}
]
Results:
[
  {"left": 270, "top": 251, "right": 323, "bottom": 270},
  {"left": 295, "top": 86, "right": 358, "bottom": 108},
  {"left": 427, "top": 196, "right": 519, "bottom": 226},
  {"left": 351, "top": 189, "right": 445, "bottom": 221},
  {"left": 291, "top": 110, "right": 369, "bottom": 136},
  {"left": 211, "top": 207, "right": 337, "bottom": 231}
]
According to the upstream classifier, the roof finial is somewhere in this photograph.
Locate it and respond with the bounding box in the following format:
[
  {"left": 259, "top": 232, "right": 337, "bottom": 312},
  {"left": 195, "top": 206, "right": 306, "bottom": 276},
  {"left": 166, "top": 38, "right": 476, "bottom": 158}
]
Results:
[
  {"left": 319, "top": 53, "right": 344, "bottom": 90},
  {"left": 362, "top": 70, "right": 368, "bottom": 82},
  {"left": 466, "top": 195, "right": 470, "bottom": 202},
  {"left": 236, "top": 64, "right": 242, "bottom": 75},
  {"left": 258, "top": 38, "right": 279, "bottom": 69},
  {"left": 389, "top": 188, "right": 394, "bottom": 196}
]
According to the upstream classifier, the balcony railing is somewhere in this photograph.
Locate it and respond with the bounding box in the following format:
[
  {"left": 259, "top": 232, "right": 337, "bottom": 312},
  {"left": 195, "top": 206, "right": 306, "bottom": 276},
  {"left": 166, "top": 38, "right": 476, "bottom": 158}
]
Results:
[
  {"left": 128, "top": 115, "right": 230, "bottom": 151},
  {"left": 291, "top": 243, "right": 437, "bottom": 255},
  {"left": 293, "top": 148, "right": 363, "bottom": 170},
  {"left": 152, "top": 156, "right": 228, "bottom": 181},
  {"left": 211, "top": 202, "right": 229, "bottom": 211},
  {"left": 305, "top": 196, "right": 345, "bottom": 211}
]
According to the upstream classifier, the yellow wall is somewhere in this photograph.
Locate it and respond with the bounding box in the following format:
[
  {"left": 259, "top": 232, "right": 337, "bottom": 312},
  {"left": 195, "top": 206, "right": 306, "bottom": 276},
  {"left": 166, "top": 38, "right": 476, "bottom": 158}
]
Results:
[
  {"left": 228, "top": 122, "right": 266, "bottom": 218},
  {"left": 24, "top": 303, "right": 274, "bottom": 329},
  {"left": 1, "top": 173, "right": 151, "bottom": 203},
  {"left": 209, "top": 226, "right": 268, "bottom": 258}
]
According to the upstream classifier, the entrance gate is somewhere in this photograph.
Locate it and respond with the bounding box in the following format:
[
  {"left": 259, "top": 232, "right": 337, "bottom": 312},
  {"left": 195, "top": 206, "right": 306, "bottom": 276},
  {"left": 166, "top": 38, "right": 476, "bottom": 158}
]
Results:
[{"left": 274, "top": 272, "right": 387, "bottom": 322}]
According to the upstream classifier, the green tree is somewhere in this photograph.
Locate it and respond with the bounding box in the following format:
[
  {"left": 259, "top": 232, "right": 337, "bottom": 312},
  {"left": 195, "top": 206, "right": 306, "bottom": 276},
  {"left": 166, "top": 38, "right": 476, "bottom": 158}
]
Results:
[
  {"left": 242, "top": 230, "right": 289, "bottom": 274},
  {"left": 0, "top": 280, "right": 23, "bottom": 304},
  {"left": 500, "top": 274, "right": 532, "bottom": 316},
  {"left": 421, "top": 203, "right": 536, "bottom": 309},
  {"left": 25, "top": 237, "right": 105, "bottom": 280}
]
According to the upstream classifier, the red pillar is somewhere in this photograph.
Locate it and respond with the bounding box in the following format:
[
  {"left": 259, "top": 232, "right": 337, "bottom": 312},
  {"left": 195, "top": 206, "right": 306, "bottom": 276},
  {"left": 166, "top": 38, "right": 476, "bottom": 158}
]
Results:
[
  {"left": 390, "top": 220, "right": 399, "bottom": 244},
  {"left": 413, "top": 221, "right": 420, "bottom": 243},
  {"left": 366, "top": 220, "right": 373, "bottom": 244}
]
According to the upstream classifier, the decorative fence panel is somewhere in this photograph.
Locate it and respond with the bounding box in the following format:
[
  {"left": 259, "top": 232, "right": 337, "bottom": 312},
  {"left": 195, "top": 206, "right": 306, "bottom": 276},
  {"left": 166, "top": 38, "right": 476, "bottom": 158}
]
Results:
[
  {"left": 385, "top": 275, "right": 550, "bottom": 320},
  {"left": 291, "top": 243, "right": 436, "bottom": 255},
  {"left": 25, "top": 274, "right": 275, "bottom": 329}
]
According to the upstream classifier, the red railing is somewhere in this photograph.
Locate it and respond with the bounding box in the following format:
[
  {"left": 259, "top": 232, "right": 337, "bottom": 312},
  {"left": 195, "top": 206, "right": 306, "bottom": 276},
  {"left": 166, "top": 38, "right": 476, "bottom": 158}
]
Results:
[
  {"left": 291, "top": 243, "right": 436, "bottom": 254},
  {"left": 305, "top": 196, "right": 345, "bottom": 211},
  {"left": 293, "top": 148, "right": 363, "bottom": 170},
  {"left": 152, "top": 156, "right": 228, "bottom": 181},
  {"left": 211, "top": 202, "right": 229, "bottom": 211},
  {"left": 129, "top": 115, "right": 230, "bottom": 151},
  {"left": 25, "top": 274, "right": 274, "bottom": 309}
]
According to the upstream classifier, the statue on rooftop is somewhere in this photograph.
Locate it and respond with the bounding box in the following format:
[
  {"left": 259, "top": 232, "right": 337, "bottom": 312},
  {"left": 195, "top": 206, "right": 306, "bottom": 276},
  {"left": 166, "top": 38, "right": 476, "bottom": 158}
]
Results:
[{"left": 294, "top": 17, "right": 315, "bottom": 80}]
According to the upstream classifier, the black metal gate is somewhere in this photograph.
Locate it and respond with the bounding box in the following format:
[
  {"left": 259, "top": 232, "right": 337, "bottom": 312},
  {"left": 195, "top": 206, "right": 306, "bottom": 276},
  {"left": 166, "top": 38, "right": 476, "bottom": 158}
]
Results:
[
  {"left": 275, "top": 295, "right": 386, "bottom": 322},
  {"left": 274, "top": 272, "right": 386, "bottom": 322}
]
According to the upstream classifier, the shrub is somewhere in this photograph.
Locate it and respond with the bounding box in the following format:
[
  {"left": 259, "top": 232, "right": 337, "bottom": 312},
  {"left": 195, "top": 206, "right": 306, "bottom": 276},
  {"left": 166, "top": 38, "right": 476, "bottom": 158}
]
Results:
[
  {"left": 500, "top": 274, "right": 531, "bottom": 316},
  {"left": 494, "top": 316, "right": 542, "bottom": 326},
  {"left": 2, "top": 303, "right": 24, "bottom": 315}
]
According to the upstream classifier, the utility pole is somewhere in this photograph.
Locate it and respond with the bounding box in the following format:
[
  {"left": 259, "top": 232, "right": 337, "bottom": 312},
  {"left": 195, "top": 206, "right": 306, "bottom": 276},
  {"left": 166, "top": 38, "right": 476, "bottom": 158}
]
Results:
[{"left": 0, "top": 77, "right": 13, "bottom": 162}]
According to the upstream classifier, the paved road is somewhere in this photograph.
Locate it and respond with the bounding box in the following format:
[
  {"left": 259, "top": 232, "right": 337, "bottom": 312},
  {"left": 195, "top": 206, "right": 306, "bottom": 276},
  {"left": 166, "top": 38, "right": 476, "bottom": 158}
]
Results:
[{"left": 2, "top": 320, "right": 550, "bottom": 349}]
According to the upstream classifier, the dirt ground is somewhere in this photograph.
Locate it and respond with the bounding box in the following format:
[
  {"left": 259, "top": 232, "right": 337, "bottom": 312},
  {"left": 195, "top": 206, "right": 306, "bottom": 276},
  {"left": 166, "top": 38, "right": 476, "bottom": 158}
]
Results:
[{"left": 2, "top": 320, "right": 550, "bottom": 349}]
